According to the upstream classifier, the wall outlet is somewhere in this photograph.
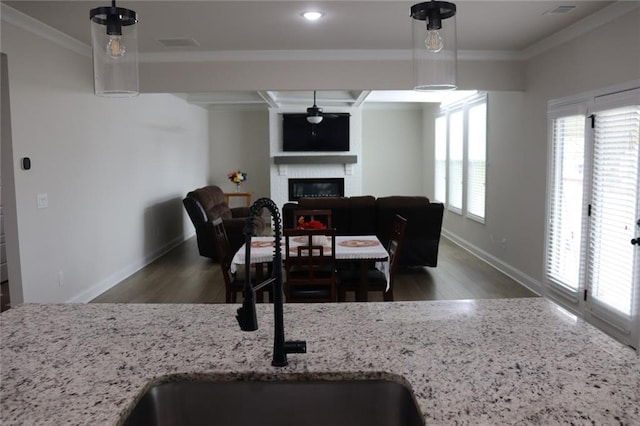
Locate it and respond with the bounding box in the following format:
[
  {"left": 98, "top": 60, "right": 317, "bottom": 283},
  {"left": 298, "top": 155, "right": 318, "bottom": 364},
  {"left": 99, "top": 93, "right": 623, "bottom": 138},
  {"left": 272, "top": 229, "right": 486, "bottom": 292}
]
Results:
[
  {"left": 57, "top": 270, "right": 64, "bottom": 287},
  {"left": 37, "top": 193, "right": 48, "bottom": 209}
]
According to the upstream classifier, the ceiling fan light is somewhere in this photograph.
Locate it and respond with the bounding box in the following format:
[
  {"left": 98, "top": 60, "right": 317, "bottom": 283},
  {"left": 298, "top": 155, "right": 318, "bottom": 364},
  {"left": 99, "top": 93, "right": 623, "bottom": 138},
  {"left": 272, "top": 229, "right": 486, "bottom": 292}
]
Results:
[{"left": 307, "top": 115, "right": 323, "bottom": 124}]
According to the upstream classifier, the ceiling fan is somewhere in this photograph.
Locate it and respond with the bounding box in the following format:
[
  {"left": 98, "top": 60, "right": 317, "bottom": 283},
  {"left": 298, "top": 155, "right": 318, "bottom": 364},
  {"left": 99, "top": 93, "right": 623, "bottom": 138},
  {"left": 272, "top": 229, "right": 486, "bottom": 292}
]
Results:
[{"left": 306, "top": 90, "right": 324, "bottom": 124}]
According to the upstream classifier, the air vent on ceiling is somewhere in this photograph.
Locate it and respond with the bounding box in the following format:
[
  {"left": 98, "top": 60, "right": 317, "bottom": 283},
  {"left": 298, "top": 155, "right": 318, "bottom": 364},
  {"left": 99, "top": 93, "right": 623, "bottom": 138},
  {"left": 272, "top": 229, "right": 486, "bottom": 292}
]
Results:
[
  {"left": 543, "top": 5, "right": 576, "bottom": 15},
  {"left": 156, "top": 38, "right": 200, "bottom": 48}
]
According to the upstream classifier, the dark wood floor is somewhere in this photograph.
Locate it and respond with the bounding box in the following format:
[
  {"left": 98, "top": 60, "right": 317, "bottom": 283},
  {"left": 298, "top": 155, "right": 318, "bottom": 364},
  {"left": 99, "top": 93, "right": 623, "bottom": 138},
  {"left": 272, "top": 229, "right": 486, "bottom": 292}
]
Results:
[{"left": 91, "top": 236, "right": 537, "bottom": 304}]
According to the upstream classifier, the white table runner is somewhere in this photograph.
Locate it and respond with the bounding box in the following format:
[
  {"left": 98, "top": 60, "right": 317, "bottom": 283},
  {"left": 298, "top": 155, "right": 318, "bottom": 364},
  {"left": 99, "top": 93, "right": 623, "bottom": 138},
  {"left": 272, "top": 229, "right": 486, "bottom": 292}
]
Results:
[{"left": 231, "top": 235, "right": 391, "bottom": 291}]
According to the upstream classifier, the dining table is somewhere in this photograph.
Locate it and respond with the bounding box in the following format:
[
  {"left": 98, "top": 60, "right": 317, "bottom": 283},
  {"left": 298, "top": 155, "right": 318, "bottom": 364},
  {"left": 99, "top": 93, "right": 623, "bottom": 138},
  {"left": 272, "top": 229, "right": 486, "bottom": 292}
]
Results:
[{"left": 231, "top": 234, "right": 389, "bottom": 302}]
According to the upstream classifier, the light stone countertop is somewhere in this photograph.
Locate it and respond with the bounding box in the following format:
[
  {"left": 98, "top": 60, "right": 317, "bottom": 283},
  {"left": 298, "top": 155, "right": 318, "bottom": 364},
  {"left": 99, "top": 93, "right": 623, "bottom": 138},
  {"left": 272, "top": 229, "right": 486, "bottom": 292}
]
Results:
[{"left": 1, "top": 298, "right": 639, "bottom": 425}]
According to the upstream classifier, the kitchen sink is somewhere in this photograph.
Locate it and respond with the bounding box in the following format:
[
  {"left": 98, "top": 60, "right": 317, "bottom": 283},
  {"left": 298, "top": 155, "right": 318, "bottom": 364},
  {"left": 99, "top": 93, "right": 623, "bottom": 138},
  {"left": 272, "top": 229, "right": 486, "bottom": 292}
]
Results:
[{"left": 121, "top": 379, "right": 424, "bottom": 426}]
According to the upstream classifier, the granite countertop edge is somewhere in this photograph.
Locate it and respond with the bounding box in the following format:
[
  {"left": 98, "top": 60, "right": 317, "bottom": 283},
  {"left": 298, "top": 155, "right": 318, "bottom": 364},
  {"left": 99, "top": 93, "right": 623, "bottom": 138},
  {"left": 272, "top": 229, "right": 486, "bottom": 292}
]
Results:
[{"left": 1, "top": 298, "right": 639, "bottom": 425}]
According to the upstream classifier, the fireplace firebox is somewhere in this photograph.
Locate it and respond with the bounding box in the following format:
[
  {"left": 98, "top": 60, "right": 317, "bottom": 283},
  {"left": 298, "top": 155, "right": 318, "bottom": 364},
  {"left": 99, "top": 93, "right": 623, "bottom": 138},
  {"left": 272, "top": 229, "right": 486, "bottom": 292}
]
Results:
[{"left": 288, "top": 178, "right": 344, "bottom": 201}]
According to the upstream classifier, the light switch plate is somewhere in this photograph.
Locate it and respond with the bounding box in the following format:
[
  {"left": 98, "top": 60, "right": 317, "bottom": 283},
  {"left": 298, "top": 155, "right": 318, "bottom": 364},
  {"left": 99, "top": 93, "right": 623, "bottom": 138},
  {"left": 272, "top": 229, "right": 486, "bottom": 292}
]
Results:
[{"left": 37, "top": 193, "right": 48, "bottom": 209}]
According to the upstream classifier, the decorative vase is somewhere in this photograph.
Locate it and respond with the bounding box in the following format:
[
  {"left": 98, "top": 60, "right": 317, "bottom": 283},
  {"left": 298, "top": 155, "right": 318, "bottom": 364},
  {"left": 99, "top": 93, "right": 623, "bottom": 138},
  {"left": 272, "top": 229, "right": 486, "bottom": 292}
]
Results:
[{"left": 235, "top": 183, "right": 241, "bottom": 192}]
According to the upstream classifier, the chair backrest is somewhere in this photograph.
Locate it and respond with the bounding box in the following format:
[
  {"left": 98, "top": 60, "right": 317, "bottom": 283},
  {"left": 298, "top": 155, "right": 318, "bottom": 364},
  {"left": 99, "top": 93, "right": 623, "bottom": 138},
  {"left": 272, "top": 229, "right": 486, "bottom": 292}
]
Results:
[
  {"left": 387, "top": 215, "right": 408, "bottom": 288},
  {"left": 212, "top": 218, "right": 232, "bottom": 267},
  {"left": 293, "top": 209, "right": 332, "bottom": 230},
  {"left": 211, "top": 218, "right": 237, "bottom": 302},
  {"left": 283, "top": 228, "right": 337, "bottom": 302}
]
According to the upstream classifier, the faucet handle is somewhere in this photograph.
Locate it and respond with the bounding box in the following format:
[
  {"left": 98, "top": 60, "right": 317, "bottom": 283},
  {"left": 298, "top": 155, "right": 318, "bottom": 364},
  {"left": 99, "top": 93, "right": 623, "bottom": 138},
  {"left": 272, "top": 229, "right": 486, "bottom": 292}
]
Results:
[
  {"left": 236, "top": 304, "right": 258, "bottom": 332},
  {"left": 284, "top": 340, "right": 307, "bottom": 354}
]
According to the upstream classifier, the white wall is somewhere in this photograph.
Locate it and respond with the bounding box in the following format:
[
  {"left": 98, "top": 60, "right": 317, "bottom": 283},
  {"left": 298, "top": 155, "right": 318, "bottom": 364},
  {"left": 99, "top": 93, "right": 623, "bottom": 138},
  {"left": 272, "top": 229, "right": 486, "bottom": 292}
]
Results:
[
  {"left": 142, "top": 58, "right": 524, "bottom": 93},
  {"left": 208, "top": 108, "right": 271, "bottom": 203},
  {"left": 362, "top": 105, "right": 426, "bottom": 197},
  {"left": 421, "top": 103, "right": 440, "bottom": 200},
  {"left": 2, "top": 21, "right": 210, "bottom": 303},
  {"left": 439, "top": 8, "right": 640, "bottom": 293}
]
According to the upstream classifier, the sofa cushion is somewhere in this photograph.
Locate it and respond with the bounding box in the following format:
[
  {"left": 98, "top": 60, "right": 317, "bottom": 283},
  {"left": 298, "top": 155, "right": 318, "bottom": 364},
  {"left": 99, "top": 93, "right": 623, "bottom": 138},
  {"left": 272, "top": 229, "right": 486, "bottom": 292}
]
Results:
[
  {"left": 376, "top": 196, "right": 440, "bottom": 266},
  {"left": 188, "top": 186, "right": 232, "bottom": 220},
  {"left": 348, "top": 196, "right": 377, "bottom": 236}
]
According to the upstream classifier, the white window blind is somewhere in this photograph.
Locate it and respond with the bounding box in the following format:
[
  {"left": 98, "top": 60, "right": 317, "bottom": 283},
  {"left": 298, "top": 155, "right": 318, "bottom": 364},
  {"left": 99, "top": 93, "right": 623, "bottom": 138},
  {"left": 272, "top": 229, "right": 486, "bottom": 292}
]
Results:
[
  {"left": 589, "top": 105, "right": 640, "bottom": 316},
  {"left": 467, "top": 102, "right": 487, "bottom": 220},
  {"left": 434, "top": 115, "right": 447, "bottom": 204},
  {"left": 546, "top": 114, "right": 586, "bottom": 292},
  {"left": 448, "top": 109, "right": 464, "bottom": 211},
  {"left": 437, "top": 93, "right": 487, "bottom": 218}
]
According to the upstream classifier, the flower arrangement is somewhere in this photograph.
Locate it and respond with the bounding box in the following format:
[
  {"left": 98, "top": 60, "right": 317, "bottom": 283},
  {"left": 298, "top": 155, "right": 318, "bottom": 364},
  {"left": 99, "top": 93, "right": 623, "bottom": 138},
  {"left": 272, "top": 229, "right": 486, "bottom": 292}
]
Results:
[
  {"left": 297, "top": 216, "right": 326, "bottom": 229},
  {"left": 227, "top": 170, "right": 247, "bottom": 184}
]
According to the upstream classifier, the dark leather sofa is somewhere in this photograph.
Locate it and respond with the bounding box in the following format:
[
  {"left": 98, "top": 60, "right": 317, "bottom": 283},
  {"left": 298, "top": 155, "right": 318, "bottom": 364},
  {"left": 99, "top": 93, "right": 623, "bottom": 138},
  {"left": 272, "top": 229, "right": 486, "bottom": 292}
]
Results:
[
  {"left": 282, "top": 196, "right": 444, "bottom": 267},
  {"left": 183, "top": 185, "right": 265, "bottom": 261}
]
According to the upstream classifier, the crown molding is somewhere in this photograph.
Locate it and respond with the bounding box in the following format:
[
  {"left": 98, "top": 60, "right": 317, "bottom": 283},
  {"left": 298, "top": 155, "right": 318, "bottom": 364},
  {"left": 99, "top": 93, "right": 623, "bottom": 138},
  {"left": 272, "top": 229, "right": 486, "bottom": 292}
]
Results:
[
  {"left": 139, "top": 48, "right": 520, "bottom": 63},
  {"left": 519, "top": 1, "right": 640, "bottom": 61},
  {"left": 0, "top": 4, "right": 91, "bottom": 58},
  {"left": 459, "top": 50, "right": 521, "bottom": 62},
  {"left": 4, "top": 1, "right": 636, "bottom": 66},
  {"left": 139, "top": 49, "right": 411, "bottom": 63}
]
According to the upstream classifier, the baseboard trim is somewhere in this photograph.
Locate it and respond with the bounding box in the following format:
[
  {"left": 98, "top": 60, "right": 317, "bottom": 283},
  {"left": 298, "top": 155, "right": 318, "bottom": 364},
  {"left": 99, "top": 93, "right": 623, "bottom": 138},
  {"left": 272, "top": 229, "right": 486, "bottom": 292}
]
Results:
[
  {"left": 441, "top": 230, "right": 543, "bottom": 296},
  {"left": 68, "top": 231, "right": 195, "bottom": 303}
]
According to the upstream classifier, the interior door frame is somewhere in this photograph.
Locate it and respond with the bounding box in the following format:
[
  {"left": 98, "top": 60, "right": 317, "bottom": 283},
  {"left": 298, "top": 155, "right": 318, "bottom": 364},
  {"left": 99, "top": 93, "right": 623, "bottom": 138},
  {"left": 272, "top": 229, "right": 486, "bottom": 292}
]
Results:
[{"left": 1, "top": 52, "right": 24, "bottom": 305}]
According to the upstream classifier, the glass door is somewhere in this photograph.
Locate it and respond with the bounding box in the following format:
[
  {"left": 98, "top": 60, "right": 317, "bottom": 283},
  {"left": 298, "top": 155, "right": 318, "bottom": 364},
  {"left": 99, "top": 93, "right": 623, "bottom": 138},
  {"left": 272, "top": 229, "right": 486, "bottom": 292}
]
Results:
[
  {"left": 584, "top": 103, "right": 640, "bottom": 345},
  {"left": 545, "top": 85, "right": 640, "bottom": 349}
]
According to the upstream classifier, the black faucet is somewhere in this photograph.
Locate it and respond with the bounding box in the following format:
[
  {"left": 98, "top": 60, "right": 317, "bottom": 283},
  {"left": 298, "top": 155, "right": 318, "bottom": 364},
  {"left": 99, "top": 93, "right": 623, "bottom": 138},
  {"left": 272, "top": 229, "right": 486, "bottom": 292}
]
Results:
[{"left": 235, "top": 198, "right": 306, "bottom": 367}]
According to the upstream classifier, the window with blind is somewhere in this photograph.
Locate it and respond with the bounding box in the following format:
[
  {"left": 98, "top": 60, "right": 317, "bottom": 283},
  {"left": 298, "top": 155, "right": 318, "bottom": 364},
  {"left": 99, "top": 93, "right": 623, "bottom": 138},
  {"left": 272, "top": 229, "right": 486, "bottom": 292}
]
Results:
[
  {"left": 434, "top": 93, "right": 487, "bottom": 220},
  {"left": 467, "top": 101, "right": 487, "bottom": 220},
  {"left": 546, "top": 114, "right": 586, "bottom": 292},
  {"left": 448, "top": 109, "right": 464, "bottom": 211},
  {"left": 588, "top": 105, "right": 640, "bottom": 317}
]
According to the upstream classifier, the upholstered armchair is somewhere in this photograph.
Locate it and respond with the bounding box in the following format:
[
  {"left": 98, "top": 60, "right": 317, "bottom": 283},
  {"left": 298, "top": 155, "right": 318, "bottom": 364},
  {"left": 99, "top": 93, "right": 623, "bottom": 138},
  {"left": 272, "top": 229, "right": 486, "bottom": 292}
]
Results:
[{"left": 183, "top": 185, "right": 265, "bottom": 261}]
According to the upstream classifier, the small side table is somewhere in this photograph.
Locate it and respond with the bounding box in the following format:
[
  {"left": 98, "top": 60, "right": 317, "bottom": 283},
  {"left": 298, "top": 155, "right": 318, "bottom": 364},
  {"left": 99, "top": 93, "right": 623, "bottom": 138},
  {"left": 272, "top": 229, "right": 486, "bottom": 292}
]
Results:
[{"left": 224, "top": 192, "right": 252, "bottom": 207}]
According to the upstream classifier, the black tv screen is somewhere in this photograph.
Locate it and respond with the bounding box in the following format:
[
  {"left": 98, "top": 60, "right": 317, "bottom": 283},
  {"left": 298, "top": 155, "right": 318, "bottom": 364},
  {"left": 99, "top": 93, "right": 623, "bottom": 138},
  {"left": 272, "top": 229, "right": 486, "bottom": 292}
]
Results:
[{"left": 282, "top": 113, "right": 350, "bottom": 152}]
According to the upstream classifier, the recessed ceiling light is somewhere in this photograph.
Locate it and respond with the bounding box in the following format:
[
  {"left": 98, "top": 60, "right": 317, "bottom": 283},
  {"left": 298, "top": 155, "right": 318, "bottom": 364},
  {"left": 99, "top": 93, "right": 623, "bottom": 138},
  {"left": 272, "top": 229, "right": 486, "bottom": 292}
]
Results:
[{"left": 302, "top": 11, "right": 324, "bottom": 21}]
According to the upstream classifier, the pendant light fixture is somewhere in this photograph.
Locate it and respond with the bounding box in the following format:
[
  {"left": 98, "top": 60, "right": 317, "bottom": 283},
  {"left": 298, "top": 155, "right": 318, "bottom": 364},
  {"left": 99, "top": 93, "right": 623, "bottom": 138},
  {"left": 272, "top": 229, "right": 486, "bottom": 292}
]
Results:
[
  {"left": 90, "top": 1, "right": 139, "bottom": 97},
  {"left": 410, "top": 1, "right": 457, "bottom": 91}
]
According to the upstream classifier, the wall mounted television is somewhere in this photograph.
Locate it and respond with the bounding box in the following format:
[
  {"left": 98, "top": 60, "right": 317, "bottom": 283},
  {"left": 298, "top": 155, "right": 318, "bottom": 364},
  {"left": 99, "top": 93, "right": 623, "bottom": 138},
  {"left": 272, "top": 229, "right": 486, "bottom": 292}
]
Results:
[{"left": 282, "top": 113, "right": 350, "bottom": 152}]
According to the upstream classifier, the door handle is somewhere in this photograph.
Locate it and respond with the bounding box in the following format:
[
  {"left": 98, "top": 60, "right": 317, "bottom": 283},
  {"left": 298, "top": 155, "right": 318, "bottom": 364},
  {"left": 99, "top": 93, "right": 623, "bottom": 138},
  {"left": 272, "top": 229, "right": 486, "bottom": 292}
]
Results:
[{"left": 633, "top": 238, "right": 640, "bottom": 246}]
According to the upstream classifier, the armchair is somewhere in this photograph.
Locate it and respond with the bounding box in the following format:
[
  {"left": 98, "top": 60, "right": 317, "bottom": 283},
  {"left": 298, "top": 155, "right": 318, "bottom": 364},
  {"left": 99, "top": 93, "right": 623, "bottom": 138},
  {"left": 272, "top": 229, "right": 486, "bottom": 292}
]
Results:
[{"left": 183, "top": 185, "right": 265, "bottom": 261}]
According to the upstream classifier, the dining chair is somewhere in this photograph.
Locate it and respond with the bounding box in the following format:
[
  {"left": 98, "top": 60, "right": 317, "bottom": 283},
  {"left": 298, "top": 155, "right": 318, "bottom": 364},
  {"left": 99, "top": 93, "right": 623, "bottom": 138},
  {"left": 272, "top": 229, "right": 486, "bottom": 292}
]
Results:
[
  {"left": 293, "top": 209, "right": 332, "bottom": 230},
  {"left": 212, "top": 218, "right": 270, "bottom": 303},
  {"left": 337, "top": 214, "right": 407, "bottom": 302},
  {"left": 283, "top": 228, "right": 337, "bottom": 303}
]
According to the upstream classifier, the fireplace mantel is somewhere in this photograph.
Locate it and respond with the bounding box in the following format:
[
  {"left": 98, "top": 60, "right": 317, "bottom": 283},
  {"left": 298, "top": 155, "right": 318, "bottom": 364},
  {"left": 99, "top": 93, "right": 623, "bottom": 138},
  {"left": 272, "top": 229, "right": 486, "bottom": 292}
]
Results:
[{"left": 273, "top": 155, "right": 357, "bottom": 165}]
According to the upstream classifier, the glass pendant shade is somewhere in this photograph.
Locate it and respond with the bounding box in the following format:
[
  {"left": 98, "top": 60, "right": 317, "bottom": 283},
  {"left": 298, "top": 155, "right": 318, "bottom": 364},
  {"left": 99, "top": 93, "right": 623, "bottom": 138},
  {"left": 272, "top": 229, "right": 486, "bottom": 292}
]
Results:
[
  {"left": 411, "top": 1, "right": 457, "bottom": 91},
  {"left": 90, "top": 5, "right": 139, "bottom": 97}
]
